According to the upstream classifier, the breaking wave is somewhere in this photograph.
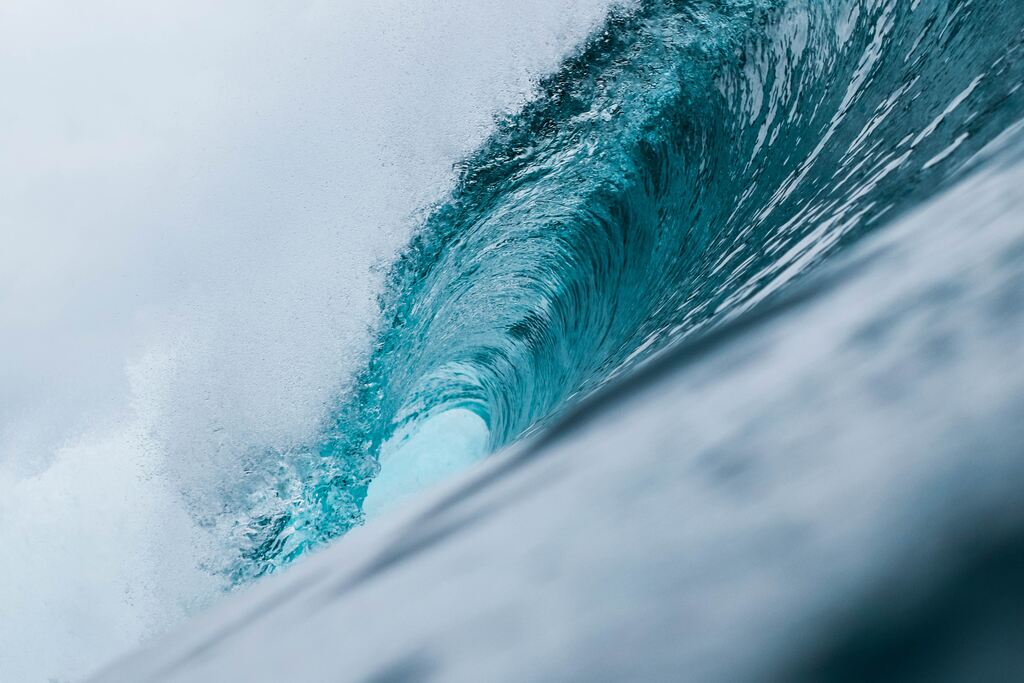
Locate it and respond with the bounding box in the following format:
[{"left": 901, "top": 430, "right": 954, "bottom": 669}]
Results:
[{"left": 229, "top": 0, "right": 1024, "bottom": 581}]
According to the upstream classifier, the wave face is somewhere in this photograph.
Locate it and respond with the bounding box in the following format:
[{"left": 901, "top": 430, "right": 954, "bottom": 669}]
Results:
[{"left": 231, "top": 0, "right": 1024, "bottom": 581}]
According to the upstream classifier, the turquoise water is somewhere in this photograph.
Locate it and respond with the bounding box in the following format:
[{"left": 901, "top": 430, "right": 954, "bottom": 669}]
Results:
[{"left": 228, "top": 0, "right": 1024, "bottom": 582}]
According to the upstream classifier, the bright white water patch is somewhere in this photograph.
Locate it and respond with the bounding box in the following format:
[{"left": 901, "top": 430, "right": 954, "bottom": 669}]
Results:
[
  {"left": 0, "top": 365, "right": 220, "bottom": 683},
  {"left": 0, "top": 1, "right": 617, "bottom": 680},
  {"left": 364, "top": 409, "right": 490, "bottom": 520}
]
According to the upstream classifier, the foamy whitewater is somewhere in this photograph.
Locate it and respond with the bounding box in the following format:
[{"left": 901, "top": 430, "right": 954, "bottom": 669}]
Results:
[{"left": 3, "top": 1, "right": 1024, "bottom": 681}]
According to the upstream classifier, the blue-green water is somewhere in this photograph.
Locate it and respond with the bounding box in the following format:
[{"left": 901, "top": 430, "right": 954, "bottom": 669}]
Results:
[{"left": 228, "top": 0, "right": 1024, "bottom": 582}]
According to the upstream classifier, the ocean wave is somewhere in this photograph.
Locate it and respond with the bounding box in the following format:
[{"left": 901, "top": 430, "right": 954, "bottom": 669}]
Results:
[{"left": 230, "top": 0, "right": 1024, "bottom": 582}]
